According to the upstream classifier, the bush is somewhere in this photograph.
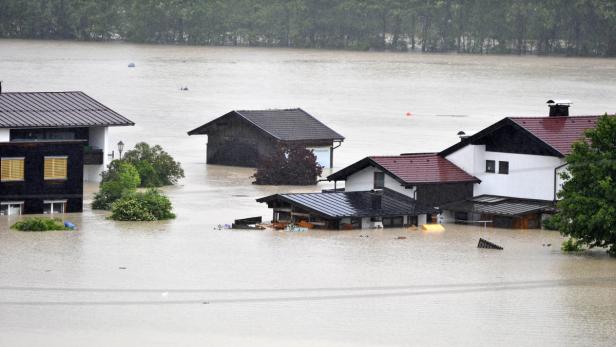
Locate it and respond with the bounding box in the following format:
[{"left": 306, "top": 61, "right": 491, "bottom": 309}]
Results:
[
  {"left": 110, "top": 189, "right": 176, "bottom": 221},
  {"left": 11, "top": 217, "right": 68, "bottom": 231},
  {"left": 542, "top": 214, "right": 560, "bottom": 231},
  {"left": 561, "top": 238, "right": 584, "bottom": 253},
  {"left": 122, "top": 143, "right": 185, "bottom": 187},
  {"left": 93, "top": 161, "right": 141, "bottom": 210},
  {"left": 253, "top": 145, "right": 323, "bottom": 185}
]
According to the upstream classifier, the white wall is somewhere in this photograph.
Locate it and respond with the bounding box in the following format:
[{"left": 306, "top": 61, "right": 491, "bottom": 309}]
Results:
[
  {"left": 0, "top": 128, "right": 9, "bottom": 142},
  {"left": 307, "top": 146, "right": 331, "bottom": 168},
  {"left": 343, "top": 166, "right": 416, "bottom": 198},
  {"left": 446, "top": 145, "right": 566, "bottom": 201},
  {"left": 84, "top": 127, "right": 109, "bottom": 182}
]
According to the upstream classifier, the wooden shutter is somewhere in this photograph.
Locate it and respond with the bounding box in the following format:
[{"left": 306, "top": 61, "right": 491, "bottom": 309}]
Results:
[
  {"left": 44, "top": 157, "right": 68, "bottom": 180},
  {"left": 0, "top": 158, "right": 25, "bottom": 181}
]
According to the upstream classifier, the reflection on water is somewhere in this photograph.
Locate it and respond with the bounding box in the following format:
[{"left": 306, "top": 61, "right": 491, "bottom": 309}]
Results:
[{"left": 1, "top": 39, "right": 616, "bottom": 346}]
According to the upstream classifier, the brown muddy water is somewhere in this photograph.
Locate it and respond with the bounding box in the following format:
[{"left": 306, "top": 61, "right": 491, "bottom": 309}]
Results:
[{"left": 1, "top": 39, "right": 616, "bottom": 346}]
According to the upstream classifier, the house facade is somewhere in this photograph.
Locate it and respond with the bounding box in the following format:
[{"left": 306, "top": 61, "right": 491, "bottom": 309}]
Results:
[
  {"left": 0, "top": 91, "right": 134, "bottom": 182},
  {"left": 438, "top": 103, "right": 602, "bottom": 228},
  {"left": 0, "top": 140, "right": 84, "bottom": 215},
  {"left": 187, "top": 108, "right": 344, "bottom": 168}
]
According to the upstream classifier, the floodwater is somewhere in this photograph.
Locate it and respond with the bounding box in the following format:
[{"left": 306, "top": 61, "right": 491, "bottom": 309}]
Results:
[{"left": 1, "top": 39, "right": 616, "bottom": 346}]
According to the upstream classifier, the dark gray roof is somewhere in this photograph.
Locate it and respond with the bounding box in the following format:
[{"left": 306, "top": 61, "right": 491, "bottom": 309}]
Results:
[
  {"left": 188, "top": 108, "right": 344, "bottom": 141},
  {"left": 0, "top": 92, "right": 135, "bottom": 128},
  {"left": 257, "top": 189, "right": 435, "bottom": 219},
  {"left": 440, "top": 195, "right": 555, "bottom": 217}
]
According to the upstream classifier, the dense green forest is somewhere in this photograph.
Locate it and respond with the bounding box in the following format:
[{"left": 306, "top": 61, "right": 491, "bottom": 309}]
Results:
[{"left": 1, "top": 0, "right": 616, "bottom": 56}]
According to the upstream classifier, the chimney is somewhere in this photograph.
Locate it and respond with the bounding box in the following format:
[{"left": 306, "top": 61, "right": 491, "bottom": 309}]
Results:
[
  {"left": 457, "top": 130, "right": 469, "bottom": 142},
  {"left": 547, "top": 99, "right": 571, "bottom": 117},
  {"left": 371, "top": 189, "right": 383, "bottom": 210}
]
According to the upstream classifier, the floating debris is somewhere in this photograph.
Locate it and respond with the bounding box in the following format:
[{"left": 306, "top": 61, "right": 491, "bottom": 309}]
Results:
[
  {"left": 477, "top": 238, "right": 503, "bottom": 250},
  {"left": 128, "top": 62, "right": 135, "bottom": 68},
  {"left": 64, "top": 221, "right": 76, "bottom": 230},
  {"left": 421, "top": 224, "right": 445, "bottom": 232},
  {"left": 118, "top": 266, "right": 127, "bottom": 270},
  {"left": 180, "top": 86, "right": 189, "bottom": 91},
  {"left": 396, "top": 236, "right": 407, "bottom": 240}
]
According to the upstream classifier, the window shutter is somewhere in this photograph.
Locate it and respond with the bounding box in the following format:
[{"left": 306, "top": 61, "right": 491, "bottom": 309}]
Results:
[
  {"left": 44, "top": 157, "right": 68, "bottom": 180},
  {"left": 0, "top": 158, "right": 25, "bottom": 181}
]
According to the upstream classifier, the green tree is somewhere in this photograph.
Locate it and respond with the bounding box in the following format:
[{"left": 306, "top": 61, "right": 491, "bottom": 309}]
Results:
[
  {"left": 122, "top": 142, "right": 185, "bottom": 187},
  {"left": 92, "top": 161, "right": 141, "bottom": 210},
  {"left": 556, "top": 114, "right": 616, "bottom": 256}
]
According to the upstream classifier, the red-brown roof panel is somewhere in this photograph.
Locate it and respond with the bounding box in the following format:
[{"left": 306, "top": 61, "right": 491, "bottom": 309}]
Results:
[
  {"left": 509, "top": 116, "right": 600, "bottom": 156},
  {"left": 370, "top": 153, "right": 479, "bottom": 184}
]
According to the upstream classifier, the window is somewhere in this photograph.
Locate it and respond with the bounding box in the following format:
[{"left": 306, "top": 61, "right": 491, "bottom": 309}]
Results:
[
  {"left": 499, "top": 161, "right": 509, "bottom": 174},
  {"left": 0, "top": 202, "right": 23, "bottom": 216},
  {"left": 374, "top": 172, "right": 385, "bottom": 189},
  {"left": 382, "top": 216, "right": 404, "bottom": 228},
  {"left": 1, "top": 158, "right": 25, "bottom": 182},
  {"left": 44, "top": 200, "right": 66, "bottom": 214},
  {"left": 44, "top": 156, "right": 68, "bottom": 180},
  {"left": 485, "top": 160, "right": 495, "bottom": 173}
]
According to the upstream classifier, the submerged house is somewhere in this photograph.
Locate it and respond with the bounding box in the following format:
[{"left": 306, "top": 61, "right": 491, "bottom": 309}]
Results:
[
  {"left": 0, "top": 90, "right": 134, "bottom": 215},
  {"left": 187, "top": 108, "right": 344, "bottom": 168},
  {"left": 258, "top": 153, "right": 478, "bottom": 229},
  {"left": 258, "top": 101, "right": 608, "bottom": 229}
]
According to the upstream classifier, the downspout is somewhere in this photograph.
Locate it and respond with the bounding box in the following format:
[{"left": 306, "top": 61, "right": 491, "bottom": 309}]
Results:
[
  {"left": 330, "top": 140, "right": 342, "bottom": 169},
  {"left": 554, "top": 162, "right": 568, "bottom": 202}
]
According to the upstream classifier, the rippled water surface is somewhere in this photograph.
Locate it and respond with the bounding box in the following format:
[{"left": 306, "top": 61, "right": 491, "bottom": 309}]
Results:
[{"left": 1, "top": 39, "right": 616, "bottom": 346}]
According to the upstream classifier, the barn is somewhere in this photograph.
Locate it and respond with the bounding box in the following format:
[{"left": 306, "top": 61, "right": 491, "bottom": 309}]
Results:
[{"left": 187, "top": 108, "right": 344, "bottom": 168}]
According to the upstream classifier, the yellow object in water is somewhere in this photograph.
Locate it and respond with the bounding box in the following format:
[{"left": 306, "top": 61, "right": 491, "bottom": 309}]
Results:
[{"left": 421, "top": 224, "right": 445, "bottom": 232}]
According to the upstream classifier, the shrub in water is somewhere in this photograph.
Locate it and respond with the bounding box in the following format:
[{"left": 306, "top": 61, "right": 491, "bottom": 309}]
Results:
[
  {"left": 542, "top": 214, "right": 560, "bottom": 231},
  {"left": 110, "top": 189, "right": 176, "bottom": 221},
  {"left": 92, "top": 161, "right": 141, "bottom": 210},
  {"left": 11, "top": 217, "right": 68, "bottom": 232},
  {"left": 561, "top": 238, "right": 584, "bottom": 253}
]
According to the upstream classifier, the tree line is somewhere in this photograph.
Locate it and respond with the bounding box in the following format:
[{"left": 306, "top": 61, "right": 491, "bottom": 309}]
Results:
[{"left": 1, "top": 0, "right": 616, "bottom": 56}]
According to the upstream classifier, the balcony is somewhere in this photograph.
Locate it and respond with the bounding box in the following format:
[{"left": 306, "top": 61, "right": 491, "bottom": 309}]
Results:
[{"left": 84, "top": 147, "right": 104, "bottom": 165}]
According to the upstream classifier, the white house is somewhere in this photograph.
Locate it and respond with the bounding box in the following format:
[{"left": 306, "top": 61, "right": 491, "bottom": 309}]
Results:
[
  {"left": 0, "top": 91, "right": 134, "bottom": 182},
  {"left": 438, "top": 102, "right": 603, "bottom": 228}
]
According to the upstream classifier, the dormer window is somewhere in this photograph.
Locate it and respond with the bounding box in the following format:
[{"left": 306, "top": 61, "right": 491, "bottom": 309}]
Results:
[
  {"left": 485, "top": 160, "right": 496, "bottom": 173},
  {"left": 374, "top": 172, "right": 385, "bottom": 189}
]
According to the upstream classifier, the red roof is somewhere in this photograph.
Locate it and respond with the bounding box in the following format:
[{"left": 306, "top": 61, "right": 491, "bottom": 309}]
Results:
[
  {"left": 369, "top": 153, "right": 479, "bottom": 184},
  {"left": 509, "top": 116, "right": 600, "bottom": 156}
]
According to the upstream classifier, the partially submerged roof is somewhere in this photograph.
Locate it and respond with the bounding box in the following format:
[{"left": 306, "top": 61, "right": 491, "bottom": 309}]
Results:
[
  {"left": 257, "top": 189, "right": 436, "bottom": 219},
  {"left": 440, "top": 195, "right": 555, "bottom": 217},
  {"left": 0, "top": 91, "right": 134, "bottom": 128},
  {"left": 441, "top": 115, "right": 603, "bottom": 157},
  {"left": 187, "top": 108, "right": 344, "bottom": 141},
  {"left": 328, "top": 153, "right": 480, "bottom": 185}
]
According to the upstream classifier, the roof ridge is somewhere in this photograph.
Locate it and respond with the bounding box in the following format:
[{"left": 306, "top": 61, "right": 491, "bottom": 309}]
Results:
[{"left": 0, "top": 91, "right": 85, "bottom": 95}]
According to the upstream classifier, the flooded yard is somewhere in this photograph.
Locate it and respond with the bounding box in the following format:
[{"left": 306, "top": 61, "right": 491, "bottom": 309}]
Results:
[{"left": 1, "top": 39, "right": 616, "bottom": 346}]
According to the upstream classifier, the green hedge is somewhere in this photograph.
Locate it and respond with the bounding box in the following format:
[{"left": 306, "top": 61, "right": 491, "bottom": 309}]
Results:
[{"left": 11, "top": 217, "right": 68, "bottom": 232}]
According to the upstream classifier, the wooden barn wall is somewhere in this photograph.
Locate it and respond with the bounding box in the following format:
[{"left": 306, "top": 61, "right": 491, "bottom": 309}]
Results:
[
  {"left": 206, "top": 114, "right": 276, "bottom": 167},
  {"left": 416, "top": 182, "right": 474, "bottom": 207},
  {"left": 0, "top": 142, "right": 84, "bottom": 213}
]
